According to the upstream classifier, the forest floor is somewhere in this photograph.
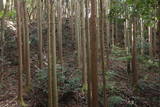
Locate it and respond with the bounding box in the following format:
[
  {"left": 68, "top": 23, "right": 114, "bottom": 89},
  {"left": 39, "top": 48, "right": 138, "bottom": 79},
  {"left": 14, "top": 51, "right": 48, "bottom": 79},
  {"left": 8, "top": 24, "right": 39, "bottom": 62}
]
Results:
[{"left": 0, "top": 19, "right": 160, "bottom": 107}]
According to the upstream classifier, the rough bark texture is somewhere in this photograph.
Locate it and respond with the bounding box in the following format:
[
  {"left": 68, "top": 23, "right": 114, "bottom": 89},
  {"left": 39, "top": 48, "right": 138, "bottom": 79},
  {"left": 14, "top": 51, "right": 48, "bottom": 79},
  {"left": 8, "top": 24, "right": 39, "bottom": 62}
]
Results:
[{"left": 90, "top": 0, "right": 99, "bottom": 106}]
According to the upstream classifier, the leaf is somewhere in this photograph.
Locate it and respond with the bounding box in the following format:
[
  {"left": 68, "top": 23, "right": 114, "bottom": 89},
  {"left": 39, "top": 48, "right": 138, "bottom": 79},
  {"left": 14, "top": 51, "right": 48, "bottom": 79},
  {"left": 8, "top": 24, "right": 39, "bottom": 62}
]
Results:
[{"left": 0, "top": 11, "right": 4, "bottom": 18}]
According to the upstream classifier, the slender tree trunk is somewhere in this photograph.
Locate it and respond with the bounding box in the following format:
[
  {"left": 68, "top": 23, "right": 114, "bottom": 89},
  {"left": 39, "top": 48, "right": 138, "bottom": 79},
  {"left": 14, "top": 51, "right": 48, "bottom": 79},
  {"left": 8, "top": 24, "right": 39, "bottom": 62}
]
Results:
[
  {"left": 131, "top": 19, "right": 138, "bottom": 89},
  {"left": 47, "top": 0, "right": 53, "bottom": 106},
  {"left": 153, "top": 23, "right": 157, "bottom": 57},
  {"left": 0, "top": 0, "right": 3, "bottom": 10},
  {"left": 37, "top": 0, "right": 43, "bottom": 68},
  {"left": 115, "top": 19, "right": 118, "bottom": 45},
  {"left": 75, "top": 1, "right": 82, "bottom": 73},
  {"left": 15, "top": 0, "right": 26, "bottom": 106},
  {"left": 124, "top": 20, "right": 127, "bottom": 50},
  {"left": 148, "top": 26, "right": 153, "bottom": 57},
  {"left": 99, "top": 0, "right": 108, "bottom": 106},
  {"left": 90, "top": 0, "right": 98, "bottom": 106},
  {"left": 57, "top": 0, "right": 63, "bottom": 71},
  {"left": 80, "top": 0, "right": 87, "bottom": 87},
  {"left": 140, "top": 18, "right": 144, "bottom": 55},
  {"left": 111, "top": 20, "right": 115, "bottom": 46},
  {"left": 0, "top": 0, "right": 5, "bottom": 73},
  {"left": 23, "top": 0, "right": 31, "bottom": 89},
  {"left": 85, "top": 0, "right": 92, "bottom": 106},
  {"left": 48, "top": 1, "right": 58, "bottom": 107},
  {"left": 20, "top": 1, "right": 26, "bottom": 76},
  {"left": 106, "top": 0, "right": 111, "bottom": 51},
  {"left": 70, "top": 0, "right": 74, "bottom": 40},
  {"left": 51, "top": 3, "right": 58, "bottom": 107},
  {"left": 157, "top": 2, "right": 160, "bottom": 69}
]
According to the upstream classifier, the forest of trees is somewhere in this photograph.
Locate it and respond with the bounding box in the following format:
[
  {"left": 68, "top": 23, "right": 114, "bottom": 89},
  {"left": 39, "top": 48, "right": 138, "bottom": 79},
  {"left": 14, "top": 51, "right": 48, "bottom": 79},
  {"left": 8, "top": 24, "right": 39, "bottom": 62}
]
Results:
[{"left": 0, "top": 0, "right": 160, "bottom": 107}]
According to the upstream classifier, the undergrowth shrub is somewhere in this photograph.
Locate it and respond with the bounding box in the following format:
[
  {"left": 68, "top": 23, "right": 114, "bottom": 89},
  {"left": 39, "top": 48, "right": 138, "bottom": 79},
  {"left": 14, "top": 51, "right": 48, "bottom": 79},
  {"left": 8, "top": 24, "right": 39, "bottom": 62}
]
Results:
[
  {"left": 30, "top": 66, "right": 82, "bottom": 106},
  {"left": 108, "top": 96, "right": 125, "bottom": 107}
]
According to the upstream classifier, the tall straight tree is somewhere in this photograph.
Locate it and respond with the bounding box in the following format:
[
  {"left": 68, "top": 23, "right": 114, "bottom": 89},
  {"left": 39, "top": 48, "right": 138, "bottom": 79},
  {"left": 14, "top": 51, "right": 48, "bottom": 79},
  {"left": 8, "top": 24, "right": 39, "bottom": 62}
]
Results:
[
  {"left": 47, "top": 0, "right": 52, "bottom": 106},
  {"left": 85, "top": 0, "right": 92, "bottom": 106},
  {"left": 140, "top": 18, "right": 144, "bottom": 55},
  {"left": 51, "top": 3, "right": 58, "bottom": 107},
  {"left": 131, "top": 19, "right": 138, "bottom": 89},
  {"left": 90, "top": 0, "right": 99, "bottom": 106},
  {"left": 47, "top": 0, "right": 58, "bottom": 107},
  {"left": 148, "top": 26, "right": 153, "bottom": 57},
  {"left": 80, "top": 0, "right": 87, "bottom": 87},
  {"left": 37, "top": 0, "right": 43, "bottom": 68},
  {"left": 15, "top": 0, "right": 26, "bottom": 106},
  {"left": 157, "top": 1, "right": 160, "bottom": 69},
  {"left": 0, "top": 0, "right": 3, "bottom": 10},
  {"left": 75, "top": 1, "right": 82, "bottom": 73},
  {"left": 99, "top": 0, "right": 108, "bottom": 106},
  {"left": 0, "top": 0, "right": 5, "bottom": 73},
  {"left": 22, "top": 0, "right": 31, "bottom": 90},
  {"left": 57, "top": 0, "right": 63, "bottom": 71}
]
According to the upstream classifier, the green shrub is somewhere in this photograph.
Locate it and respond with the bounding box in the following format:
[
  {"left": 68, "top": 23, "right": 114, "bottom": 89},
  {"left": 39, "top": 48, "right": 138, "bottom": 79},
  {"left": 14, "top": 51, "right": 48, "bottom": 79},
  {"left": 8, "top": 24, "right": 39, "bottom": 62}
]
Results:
[
  {"left": 108, "top": 96, "right": 125, "bottom": 107},
  {"left": 35, "top": 66, "right": 82, "bottom": 93}
]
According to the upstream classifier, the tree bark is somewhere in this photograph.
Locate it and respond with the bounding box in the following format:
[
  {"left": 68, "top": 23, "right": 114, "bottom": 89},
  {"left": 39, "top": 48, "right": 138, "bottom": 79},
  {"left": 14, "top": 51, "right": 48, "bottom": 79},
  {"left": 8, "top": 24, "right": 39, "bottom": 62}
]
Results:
[
  {"left": 15, "top": 0, "right": 26, "bottom": 106},
  {"left": 90, "top": 0, "right": 99, "bottom": 106},
  {"left": 85, "top": 0, "right": 92, "bottom": 106},
  {"left": 37, "top": 0, "right": 43, "bottom": 68}
]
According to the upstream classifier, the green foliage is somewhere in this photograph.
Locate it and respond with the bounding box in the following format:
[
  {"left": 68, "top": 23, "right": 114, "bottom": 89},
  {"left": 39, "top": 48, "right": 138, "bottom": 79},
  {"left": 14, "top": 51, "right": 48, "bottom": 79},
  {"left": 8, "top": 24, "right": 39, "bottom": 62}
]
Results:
[
  {"left": 35, "top": 67, "right": 82, "bottom": 94},
  {"left": 58, "top": 69, "right": 82, "bottom": 93},
  {"left": 6, "top": 10, "right": 16, "bottom": 18},
  {"left": 137, "top": 55, "right": 149, "bottom": 63},
  {"left": 137, "top": 38, "right": 149, "bottom": 54},
  {"left": 36, "top": 68, "right": 48, "bottom": 81},
  {"left": 111, "top": 46, "right": 128, "bottom": 57},
  {"left": 109, "top": 0, "right": 157, "bottom": 27},
  {"left": 0, "top": 10, "right": 16, "bottom": 19},
  {"left": 108, "top": 96, "right": 124, "bottom": 107},
  {"left": 106, "top": 82, "right": 117, "bottom": 93},
  {"left": 0, "top": 10, "right": 4, "bottom": 18},
  {"left": 144, "top": 59, "right": 160, "bottom": 72},
  {"left": 105, "top": 80, "right": 120, "bottom": 94},
  {"left": 60, "top": 75, "right": 81, "bottom": 93},
  {"left": 105, "top": 70, "right": 125, "bottom": 81},
  {"left": 111, "top": 56, "right": 132, "bottom": 61}
]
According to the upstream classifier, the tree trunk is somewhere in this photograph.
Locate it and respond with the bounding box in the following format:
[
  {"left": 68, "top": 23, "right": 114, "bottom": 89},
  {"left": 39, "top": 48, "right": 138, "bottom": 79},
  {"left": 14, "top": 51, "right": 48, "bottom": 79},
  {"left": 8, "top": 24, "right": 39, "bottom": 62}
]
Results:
[
  {"left": 99, "top": 0, "right": 108, "bottom": 106},
  {"left": 15, "top": 0, "right": 26, "bottom": 106},
  {"left": 37, "top": 0, "right": 43, "bottom": 68},
  {"left": 47, "top": 0, "right": 53, "bottom": 106},
  {"left": 23, "top": 0, "right": 31, "bottom": 90},
  {"left": 111, "top": 20, "right": 115, "bottom": 46},
  {"left": 75, "top": 1, "right": 82, "bottom": 73},
  {"left": 140, "top": 18, "right": 144, "bottom": 55},
  {"left": 0, "top": 0, "right": 3, "bottom": 10},
  {"left": 148, "top": 26, "right": 153, "bottom": 57},
  {"left": 85, "top": 0, "right": 92, "bottom": 106},
  {"left": 157, "top": 1, "right": 160, "bottom": 69},
  {"left": 90, "top": 0, "right": 99, "bottom": 106},
  {"left": 131, "top": 19, "right": 138, "bottom": 89},
  {"left": 80, "top": 0, "right": 87, "bottom": 87},
  {"left": 57, "top": 0, "right": 63, "bottom": 72},
  {"left": 51, "top": 3, "right": 58, "bottom": 107}
]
